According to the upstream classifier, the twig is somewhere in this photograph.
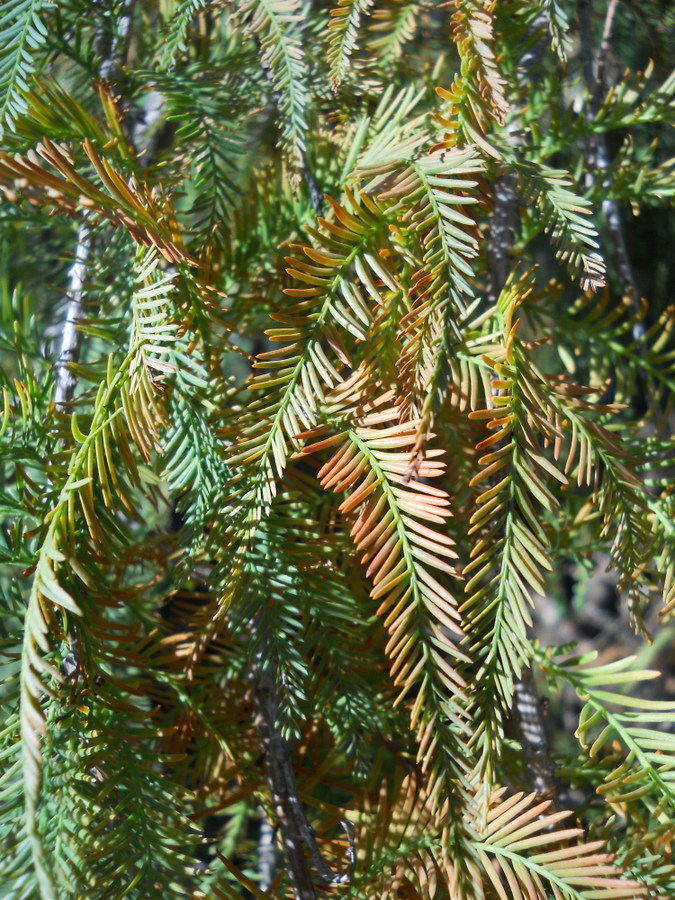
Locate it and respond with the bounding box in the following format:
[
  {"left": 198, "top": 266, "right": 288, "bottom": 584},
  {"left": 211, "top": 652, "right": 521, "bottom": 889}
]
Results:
[
  {"left": 579, "top": 0, "right": 640, "bottom": 308},
  {"left": 486, "top": 174, "right": 518, "bottom": 306},
  {"left": 258, "top": 808, "right": 277, "bottom": 893},
  {"left": 486, "top": 13, "right": 547, "bottom": 306},
  {"left": 251, "top": 643, "right": 356, "bottom": 899},
  {"left": 593, "top": 0, "right": 620, "bottom": 113},
  {"left": 512, "top": 667, "right": 559, "bottom": 804},
  {"left": 96, "top": 0, "right": 135, "bottom": 83},
  {"left": 301, "top": 153, "right": 324, "bottom": 217},
  {"left": 277, "top": 739, "right": 355, "bottom": 885},
  {"left": 53, "top": 224, "right": 92, "bottom": 412}
]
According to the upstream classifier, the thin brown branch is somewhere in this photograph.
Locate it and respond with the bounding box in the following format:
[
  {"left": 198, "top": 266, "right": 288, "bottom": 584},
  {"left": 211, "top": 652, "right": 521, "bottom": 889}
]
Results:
[{"left": 278, "top": 742, "right": 355, "bottom": 885}]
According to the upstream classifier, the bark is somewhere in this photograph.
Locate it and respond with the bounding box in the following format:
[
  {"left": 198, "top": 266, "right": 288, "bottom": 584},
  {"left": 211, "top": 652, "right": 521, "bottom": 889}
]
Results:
[
  {"left": 251, "top": 645, "right": 355, "bottom": 899},
  {"left": 53, "top": 224, "right": 92, "bottom": 412},
  {"left": 580, "top": 0, "right": 640, "bottom": 308}
]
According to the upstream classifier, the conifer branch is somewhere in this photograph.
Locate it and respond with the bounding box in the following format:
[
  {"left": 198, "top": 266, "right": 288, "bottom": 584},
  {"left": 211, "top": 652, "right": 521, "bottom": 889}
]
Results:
[{"left": 95, "top": 0, "right": 135, "bottom": 83}]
